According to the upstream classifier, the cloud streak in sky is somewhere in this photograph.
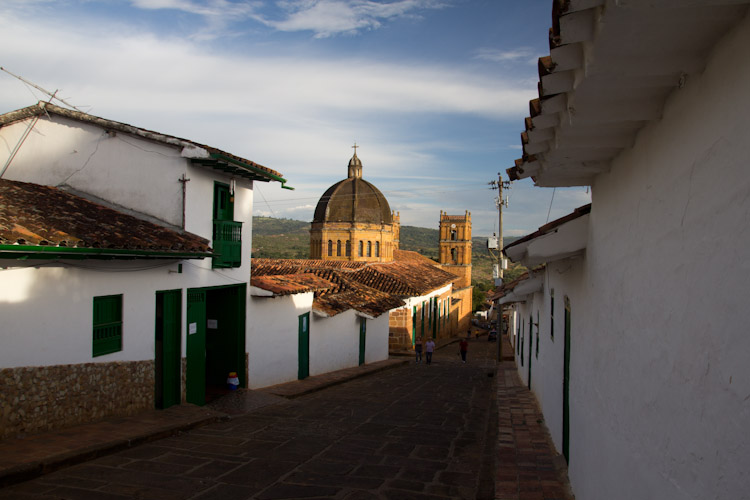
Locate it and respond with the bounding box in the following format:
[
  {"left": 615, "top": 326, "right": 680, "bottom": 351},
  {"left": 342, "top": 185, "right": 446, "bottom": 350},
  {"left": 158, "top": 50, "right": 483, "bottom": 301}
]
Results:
[{"left": 0, "top": 1, "right": 589, "bottom": 235}]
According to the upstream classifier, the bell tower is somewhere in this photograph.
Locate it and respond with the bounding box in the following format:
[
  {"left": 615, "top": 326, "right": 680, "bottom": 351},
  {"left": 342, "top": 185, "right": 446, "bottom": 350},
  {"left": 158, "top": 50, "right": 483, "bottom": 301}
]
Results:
[{"left": 438, "top": 210, "right": 472, "bottom": 289}]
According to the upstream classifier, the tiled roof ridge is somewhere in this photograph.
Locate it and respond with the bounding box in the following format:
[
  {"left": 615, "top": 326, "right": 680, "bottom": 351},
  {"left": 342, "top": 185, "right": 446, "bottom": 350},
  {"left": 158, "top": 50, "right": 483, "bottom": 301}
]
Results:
[{"left": 0, "top": 102, "right": 283, "bottom": 180}]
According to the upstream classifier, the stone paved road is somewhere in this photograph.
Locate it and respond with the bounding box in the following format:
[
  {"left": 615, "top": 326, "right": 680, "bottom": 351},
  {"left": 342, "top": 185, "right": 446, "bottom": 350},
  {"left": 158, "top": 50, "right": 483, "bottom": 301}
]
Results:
[{"left": 0, "top": 339, "right": 498, "bottom": 500}]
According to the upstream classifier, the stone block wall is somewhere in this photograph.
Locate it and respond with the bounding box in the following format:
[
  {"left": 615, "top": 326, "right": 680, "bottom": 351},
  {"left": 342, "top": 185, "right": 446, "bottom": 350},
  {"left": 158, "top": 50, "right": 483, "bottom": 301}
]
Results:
[
  {"left": 388, "top": 307, "right": 411, "bottom": 351},
  {"left": 0, "top": 360, "right": 154, "bottom": 439}
]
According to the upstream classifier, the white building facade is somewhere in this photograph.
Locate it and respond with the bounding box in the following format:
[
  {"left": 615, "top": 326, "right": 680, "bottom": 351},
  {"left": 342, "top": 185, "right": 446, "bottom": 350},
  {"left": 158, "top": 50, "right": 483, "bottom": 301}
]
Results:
[
  {"left": 502, "top": 3, "right": 750, "bottom": 499},
  {"left": 0, "top": 103, "right": 288, "bottom": 438}
]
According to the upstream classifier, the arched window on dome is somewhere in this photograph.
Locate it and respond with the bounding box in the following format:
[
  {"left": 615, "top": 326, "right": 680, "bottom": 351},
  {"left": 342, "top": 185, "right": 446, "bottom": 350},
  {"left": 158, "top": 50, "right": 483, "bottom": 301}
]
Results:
[
  {"left": 367, "top": 241, "right": 372, "bottom": 257},
  {"left": 346, "top": 240, "right": 351, "bottom": 257},
  {"left": 375, "top": 241, "right": 380, "bottom": 257},
  {"left": 337, "top": 240, "right": 342, "bottom": 256},
  {"left": 327, "top": 240, "right": 333, "bottom": 257},
  {"left": 358, "top": 240, "right": 363, "bottom": 257}
]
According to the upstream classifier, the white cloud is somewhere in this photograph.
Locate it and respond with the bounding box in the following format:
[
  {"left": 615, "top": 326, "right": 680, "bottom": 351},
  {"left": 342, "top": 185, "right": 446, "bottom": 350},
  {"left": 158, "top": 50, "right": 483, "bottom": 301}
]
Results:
[
  {"left": 474, "top": 47, "right": 539, "bottom": 64},
  {"left": 266, "top": 0, "right": 448, "bottom": 38},
  {"left": 126, "top": 0, "right": 449, "bottom": 39},
  {"left": 0, "top": 4, "right": 579, "bottom": 236}
]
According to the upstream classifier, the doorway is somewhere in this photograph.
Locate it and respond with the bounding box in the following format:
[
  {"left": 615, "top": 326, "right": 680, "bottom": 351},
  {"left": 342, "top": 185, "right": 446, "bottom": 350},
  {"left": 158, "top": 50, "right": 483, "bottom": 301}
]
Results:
[
  {"left": 298, "top": 312, "right": 310, "bottom": 379},
  {"left": 563, "top": 296, "right": 571, "bottom": 464},
  {"left": 155, "top": 289, "right": 181, "bottom": 409},
  {"left": 358, "top": 318, "right": 366, "bottom": 366},
  {"left": 186, "top": 284, "right": 246, "bottom": 406}
]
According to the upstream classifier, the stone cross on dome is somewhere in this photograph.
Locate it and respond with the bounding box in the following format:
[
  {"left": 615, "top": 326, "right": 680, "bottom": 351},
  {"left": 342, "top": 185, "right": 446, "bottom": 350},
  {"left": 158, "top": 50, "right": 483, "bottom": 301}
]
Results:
[{"left": 348, "top": 142, "right": 363, "bottom": 178}]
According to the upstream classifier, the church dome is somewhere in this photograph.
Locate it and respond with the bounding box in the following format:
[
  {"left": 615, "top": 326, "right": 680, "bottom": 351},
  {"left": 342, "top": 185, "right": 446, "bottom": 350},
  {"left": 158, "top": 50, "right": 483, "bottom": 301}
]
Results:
[{"left": 313, "top": 152, "right": 393, "bottom": 225}]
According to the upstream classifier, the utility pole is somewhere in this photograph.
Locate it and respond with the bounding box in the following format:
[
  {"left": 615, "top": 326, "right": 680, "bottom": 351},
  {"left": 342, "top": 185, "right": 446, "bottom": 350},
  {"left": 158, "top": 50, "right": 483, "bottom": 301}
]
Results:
[{"left": 489, "top": 173, "right": 511, "bottom": 361}]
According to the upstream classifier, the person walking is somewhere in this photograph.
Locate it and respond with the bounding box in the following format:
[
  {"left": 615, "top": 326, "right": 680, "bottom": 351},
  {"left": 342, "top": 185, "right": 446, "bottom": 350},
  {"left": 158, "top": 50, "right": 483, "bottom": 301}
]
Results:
[
  {"left": 415, "top": 337, "right": 423, "bottom": 363},
  {"left": 425, "top": 338, "right": 436, "bottom": 365},
  {"left": 459, "top": 337, "right": 468, "bottom": 363}
]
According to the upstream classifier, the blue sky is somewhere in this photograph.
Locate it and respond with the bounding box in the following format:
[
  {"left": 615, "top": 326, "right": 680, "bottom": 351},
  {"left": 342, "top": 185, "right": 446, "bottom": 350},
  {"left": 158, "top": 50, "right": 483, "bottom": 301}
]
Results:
[{"left": 0, "top": 0, "right": 590, "bottom": 236}]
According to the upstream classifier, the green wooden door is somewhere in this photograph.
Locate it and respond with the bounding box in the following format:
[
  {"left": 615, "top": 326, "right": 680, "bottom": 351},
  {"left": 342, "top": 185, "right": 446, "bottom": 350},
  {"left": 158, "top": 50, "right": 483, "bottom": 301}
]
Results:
[
  {"left": 563, "top": 297, "right": 571, "bottom": 464},
  {"left": 186, "top": 289, "right": 206, "bottom": 406},
  {"left": 213, "top": 182, "right": 233, "bottom": 221},
  {"left": 298, "top": 313, "right": 310, "bottom": 379},
  {"left": 412, "top": 306, "right": 417, "bottom": 346},
  {"left": 358, "top": 318, "right": 366, "bottom": 366},
  {"left": 155, "top": 290, "right": 181, "bottom": 409},
  {"left": 528, "top": 315, "right": 533, "bottom": 389},
  {"left": 432, "top": 297, "right": 437, "bottom": 338}
]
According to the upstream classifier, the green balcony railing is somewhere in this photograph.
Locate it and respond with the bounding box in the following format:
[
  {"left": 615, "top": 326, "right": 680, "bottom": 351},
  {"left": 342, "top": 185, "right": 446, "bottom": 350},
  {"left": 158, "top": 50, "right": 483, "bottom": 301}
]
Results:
[{"left": 212, "top": 220, "right": 243, "bottom": 268}]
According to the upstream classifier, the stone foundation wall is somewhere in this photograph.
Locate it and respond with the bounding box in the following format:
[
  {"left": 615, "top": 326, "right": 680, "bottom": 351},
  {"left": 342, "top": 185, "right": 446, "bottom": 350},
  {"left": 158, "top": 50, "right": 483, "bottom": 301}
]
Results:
[{"left": 0, "top": 360, "right": 154, "bottom": 440}]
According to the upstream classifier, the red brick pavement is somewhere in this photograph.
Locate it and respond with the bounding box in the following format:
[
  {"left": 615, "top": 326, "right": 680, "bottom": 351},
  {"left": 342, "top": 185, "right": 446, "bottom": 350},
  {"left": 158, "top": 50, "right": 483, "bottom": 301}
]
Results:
[{"left": 495, "top": 358, "right": 574, "bottom": 500}]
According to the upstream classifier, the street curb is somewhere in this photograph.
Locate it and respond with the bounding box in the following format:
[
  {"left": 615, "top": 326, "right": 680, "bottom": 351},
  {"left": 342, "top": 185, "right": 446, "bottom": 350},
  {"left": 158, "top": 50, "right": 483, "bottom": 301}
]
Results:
[
  {"left": 262, "top": 358, "right": 411, "bottom": 399},
  {"left": 0, "top": 411, "right": 226, "bottom": 488}
]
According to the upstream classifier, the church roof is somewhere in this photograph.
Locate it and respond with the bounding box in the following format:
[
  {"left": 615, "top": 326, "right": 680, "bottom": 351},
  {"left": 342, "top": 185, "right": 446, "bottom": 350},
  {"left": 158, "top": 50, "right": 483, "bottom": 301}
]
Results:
[{"left": 312, "top": 152, "right": 393, "bottom": 225}]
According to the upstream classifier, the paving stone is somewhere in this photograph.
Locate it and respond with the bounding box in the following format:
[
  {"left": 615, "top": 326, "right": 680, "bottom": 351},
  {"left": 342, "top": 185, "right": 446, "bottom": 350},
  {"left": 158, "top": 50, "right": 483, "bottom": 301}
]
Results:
[
  {"left": 0, "top": 336, "right": 577, "bottom": 500},
  {"left": 190, "top": 483, "right": 259, "bottom": 500},
  {"left": 185, "top": 459, "right": 244, "bottom": 479},
  {"left": 40, "top": 487, "right": 133, "bottom": 500},
  {"left": 255, "top": 482, "right": 340, "bottom": 499}
]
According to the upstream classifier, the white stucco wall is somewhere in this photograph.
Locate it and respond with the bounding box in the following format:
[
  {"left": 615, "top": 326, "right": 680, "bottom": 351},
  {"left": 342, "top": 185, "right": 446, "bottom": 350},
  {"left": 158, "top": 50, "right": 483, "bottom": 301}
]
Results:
[
  {"left": 309, "top": 310, "right": 362, "bottom": 376},
  {"left": 0, "top": 113, "right": 258, "bottom": 371},
  {"left": 365, "top": 313, "right": 389, "bottom": 363},
  {"left": 0, "top": 117, "right": 186, "bottom": 228},
  {"left": 0, "top": 258, "right": 238, "bottom": 367},
  {"left": 246, "top": 293, "right": 313, "bottom": 389},
  {"left": 246, "top": 295, "right": 390, "bottom": 388},
  {"left": 310, "top": 311, "right": 389, "bottom": 376},
  {"left": 522, "top": 14, "right": 750, "bottom": 500}
]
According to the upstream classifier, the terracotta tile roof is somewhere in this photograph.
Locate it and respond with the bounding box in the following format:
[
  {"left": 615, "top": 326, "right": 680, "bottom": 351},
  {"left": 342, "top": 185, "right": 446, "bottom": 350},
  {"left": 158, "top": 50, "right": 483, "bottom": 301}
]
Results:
[
  {"left": 250, "top": 273, "right": 335, "bottom": 296},
  {"left": 251, "top": 256, "right": 456, "bottom": 318},
  {"left": 369, "top": 260, "right": 456, "bottom": 296},
  {"left": 315, "top": 278, "right": 405, "bottom": 318},
  {"left": 0, "top": 178, "right": 211, "bottom": 257},
  {"left": 0, "top": 102, "right": 288, "bottom": 186},
  {"left": 392, "top": 249, "right": 436, "bottom": 263}
]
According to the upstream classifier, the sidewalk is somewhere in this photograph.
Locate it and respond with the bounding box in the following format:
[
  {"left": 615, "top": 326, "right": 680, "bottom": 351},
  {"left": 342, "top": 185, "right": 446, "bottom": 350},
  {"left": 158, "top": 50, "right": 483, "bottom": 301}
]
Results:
[
  {"left": 495, "top": 357, "right": 575, "bottom": 500},
  {"left": 0, "top": 339, "right": 575, "bottom": 499},
  {"left": 0, "top": 357, "right": 408, "bottom": 488}
]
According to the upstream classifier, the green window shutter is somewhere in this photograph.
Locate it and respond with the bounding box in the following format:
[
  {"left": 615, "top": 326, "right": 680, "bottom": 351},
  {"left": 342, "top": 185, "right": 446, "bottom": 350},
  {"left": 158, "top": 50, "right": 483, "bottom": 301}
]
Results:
[{"left": 93, "top": 294, "right": 123, "bottom": 357}]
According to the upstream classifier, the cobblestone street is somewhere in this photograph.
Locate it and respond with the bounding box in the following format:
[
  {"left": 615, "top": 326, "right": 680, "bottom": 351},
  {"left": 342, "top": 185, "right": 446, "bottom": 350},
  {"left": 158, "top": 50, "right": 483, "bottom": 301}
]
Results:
[{"left": 1, "top": 339, "right": 501, "bottom": 500}]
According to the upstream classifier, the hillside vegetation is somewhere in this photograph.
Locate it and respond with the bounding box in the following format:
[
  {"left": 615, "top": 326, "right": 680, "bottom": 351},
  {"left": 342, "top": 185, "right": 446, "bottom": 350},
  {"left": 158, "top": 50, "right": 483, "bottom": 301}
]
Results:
[{"left": 250, "top": 217, "right": 526, "bottom": 307}]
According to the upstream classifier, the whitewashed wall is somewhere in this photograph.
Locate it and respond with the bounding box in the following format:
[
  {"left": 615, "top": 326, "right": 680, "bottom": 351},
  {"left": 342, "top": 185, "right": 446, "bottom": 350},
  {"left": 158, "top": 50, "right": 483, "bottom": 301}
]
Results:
[
  {"left": 0, "top": 117, "right": 186, "bottom": 228},
  {"left": 247, "top": 293, "right": 313, "bottom": 389},
  {"left": 309, "top": 310, "right": 361, "bottom": 376},
  {"left": 549, "top": 14, "right": 750, "bottom": 500},
  {"left": 247, "top": 294, "right": 390, "bottom": 388},
  {"left": 0, "top": 114, "right": 257, "bottom": 370},
  {"left": 365, "top": 313, "right": 389, "bottom": 363},
  {"left": 0, "top": 116, "right": 255, "bottom": 279}
]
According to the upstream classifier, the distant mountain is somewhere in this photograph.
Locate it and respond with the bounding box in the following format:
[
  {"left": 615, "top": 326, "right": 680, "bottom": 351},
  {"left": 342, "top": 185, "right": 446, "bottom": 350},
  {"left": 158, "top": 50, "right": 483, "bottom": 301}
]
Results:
[{"left": 250, "top": 216, "right": 523, "bottom": 288}]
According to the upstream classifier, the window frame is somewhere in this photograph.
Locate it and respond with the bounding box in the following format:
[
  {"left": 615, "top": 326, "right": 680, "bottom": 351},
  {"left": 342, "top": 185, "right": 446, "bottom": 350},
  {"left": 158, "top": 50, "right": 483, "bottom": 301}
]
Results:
[{"left": 93, "top": 294, "right": 123, "bottom": 357}]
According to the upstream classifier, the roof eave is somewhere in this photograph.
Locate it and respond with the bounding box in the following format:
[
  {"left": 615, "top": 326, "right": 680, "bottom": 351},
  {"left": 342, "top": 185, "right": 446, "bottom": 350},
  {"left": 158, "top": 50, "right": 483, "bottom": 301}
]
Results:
[{"left": 0, "top": 244, "right": 212, "bottom": 261}]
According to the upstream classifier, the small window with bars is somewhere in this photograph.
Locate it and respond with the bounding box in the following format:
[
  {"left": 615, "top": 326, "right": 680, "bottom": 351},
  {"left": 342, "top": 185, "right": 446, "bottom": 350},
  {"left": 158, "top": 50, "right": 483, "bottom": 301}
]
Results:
[{"left": 93, "top": 294, "right": 123, "bottom": 357}]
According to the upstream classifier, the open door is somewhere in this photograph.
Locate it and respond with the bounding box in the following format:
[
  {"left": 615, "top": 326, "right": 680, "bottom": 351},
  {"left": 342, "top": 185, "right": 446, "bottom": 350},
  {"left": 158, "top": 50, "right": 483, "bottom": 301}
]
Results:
[
  {"left": 298, "top": 313, "right": 310, "bottom": 379},
  {"left": 155, "top": 290, "right": 181, "bottom": 409},
  {"left": 358, "top": 318, "right": 366, "bottom": 366},
  {"left": 563, "top": 296, "right": 571, "bottom": 464},
  {"left": 186, "top": 289, "right": 206, "bottom": 406}
]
